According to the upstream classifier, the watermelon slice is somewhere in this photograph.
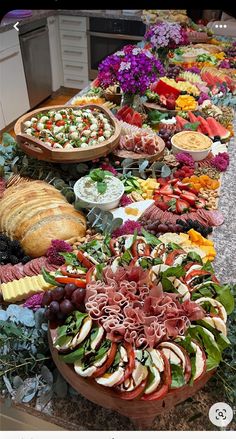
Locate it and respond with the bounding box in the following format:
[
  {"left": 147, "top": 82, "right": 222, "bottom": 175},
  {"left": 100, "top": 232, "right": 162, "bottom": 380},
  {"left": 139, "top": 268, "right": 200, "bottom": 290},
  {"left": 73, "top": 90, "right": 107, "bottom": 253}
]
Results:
[
  {"left": 154, "top": 79, "right": 180, "bottom": 99},
  {"left": 197, "top": 116, "right": 214, "bottom": 137},
  {"left": 131, "top": 112, "right": 142, "bottom": 127},
  {"left": 206, "top": 117, "right": 231, "bottom": 141},
  {"left": 188, "top": 111, "right": 199, "bottom": 124},
  {"left": 176, "top": 115, "right": 189, "bottom": 130}
]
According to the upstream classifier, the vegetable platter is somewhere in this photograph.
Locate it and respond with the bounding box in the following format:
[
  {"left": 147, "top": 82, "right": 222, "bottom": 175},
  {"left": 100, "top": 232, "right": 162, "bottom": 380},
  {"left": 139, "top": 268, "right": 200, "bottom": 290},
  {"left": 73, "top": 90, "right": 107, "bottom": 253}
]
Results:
[{"left": 14, "top": 104, "right": 121, "bottom": 163}]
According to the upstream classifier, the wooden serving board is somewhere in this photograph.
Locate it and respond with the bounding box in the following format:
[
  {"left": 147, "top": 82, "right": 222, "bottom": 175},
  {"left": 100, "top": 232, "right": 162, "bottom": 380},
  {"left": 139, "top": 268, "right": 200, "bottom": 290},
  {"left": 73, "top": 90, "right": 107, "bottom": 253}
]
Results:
[
  {"left": 48, "top": 327, "right": 215, "bottom": 430},
  {"left": 14, "top": 104, "right": 121, "bottom": 163},
  {"left": 143, "top": 102, "right": 178, "bottom": 115},
  {"left": 113, "top": 134, "right": 165, "bottom": 163}
]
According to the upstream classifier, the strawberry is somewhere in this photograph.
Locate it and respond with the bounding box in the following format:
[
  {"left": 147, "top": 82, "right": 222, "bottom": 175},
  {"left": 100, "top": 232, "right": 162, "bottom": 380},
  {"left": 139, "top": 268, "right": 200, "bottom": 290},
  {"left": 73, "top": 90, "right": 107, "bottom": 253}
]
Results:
[
  {"left": 168, "top": 178, "right": 179, "bottom": 185},
  {"left": 168, "top": 198, "right": 177, "bottom": 212},
  {"left": 176, "top": 182, "right": 191, "bottom": 190},
  {"left": 188, "top": 187, "right": 199, "bottom": 195},
  {"left": 163, "top": 195, "right": 174, "bottom": 203},
  {"left": 159, "top": 184, "right": 173, "bottom": 196},
  {"left": 155, "top": 200, "right": 169, "bottom": 211},
  {"left": 180, "top": 190, "right": 197, "bottom": 206},
  {"left": 195, "top": 198, "right": 206, "bottom": 209},
  {"left": 157, "top": 177, "right": 170, "bottom": 186},
  {"left": 176, "top": 199, "right": 190, "bottom": 214},
  {"left": 173, "top": 187, "right": 182, "bottom": 196}
]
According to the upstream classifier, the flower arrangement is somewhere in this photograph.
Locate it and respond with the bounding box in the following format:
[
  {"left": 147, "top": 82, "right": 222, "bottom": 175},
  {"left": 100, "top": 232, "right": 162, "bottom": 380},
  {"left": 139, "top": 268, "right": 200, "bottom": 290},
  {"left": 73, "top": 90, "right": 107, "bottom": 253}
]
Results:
[
  {"left": 98, "top": 45, "right": 165, "bottom": 95},
  {"left": 144, "top": 22, "right": 189, "bottom": 52}
]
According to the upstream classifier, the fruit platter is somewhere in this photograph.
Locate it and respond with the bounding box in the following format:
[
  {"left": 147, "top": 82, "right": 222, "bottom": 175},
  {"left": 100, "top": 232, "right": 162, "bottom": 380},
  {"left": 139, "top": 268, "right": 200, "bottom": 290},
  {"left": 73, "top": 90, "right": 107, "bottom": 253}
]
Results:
[{"left": 0, "top": 27, "right": 236, "bottom": 432}]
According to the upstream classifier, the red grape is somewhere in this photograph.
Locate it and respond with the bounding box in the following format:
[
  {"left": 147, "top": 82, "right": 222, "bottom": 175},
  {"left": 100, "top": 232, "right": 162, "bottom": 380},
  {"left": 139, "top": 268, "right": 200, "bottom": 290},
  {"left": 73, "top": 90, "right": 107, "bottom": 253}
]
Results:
[
  {"left": 60, "top": 299, "right": 75, "bottom": 315},
  {"left": 51, "top": 287, "right": 65, "bottom": 301},
  {"left": 157, "top": 224, "right": 169, "bottom": 233},
  {"left": 42, "top": 290, "right": 53, "bottom": 307},
  {"left": 71, "top": 288, "right": 86, "bottom": 306},
  {"left": 49, "top": 301, "right": 60, "bottom": 314},
  {"left": 45, "top": 308, "right": 56, "bottom": 321},
  {"left": 64, "top": 283, "right": 77, "bottom": 298}
]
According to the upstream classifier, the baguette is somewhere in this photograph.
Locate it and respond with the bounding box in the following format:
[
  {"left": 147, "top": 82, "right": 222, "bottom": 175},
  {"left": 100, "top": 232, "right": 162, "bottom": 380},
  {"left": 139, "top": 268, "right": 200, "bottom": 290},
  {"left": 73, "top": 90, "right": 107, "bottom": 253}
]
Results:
[{"left": 21, "top": 213, "right": 86, "bottom": 257}]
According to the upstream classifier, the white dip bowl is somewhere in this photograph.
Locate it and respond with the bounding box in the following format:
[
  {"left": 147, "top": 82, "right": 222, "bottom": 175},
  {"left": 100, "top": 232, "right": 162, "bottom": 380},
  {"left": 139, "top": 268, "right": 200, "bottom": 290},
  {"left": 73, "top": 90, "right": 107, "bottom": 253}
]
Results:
[{"left": 74, "top": 175, "right": 124, "bottom": 210}]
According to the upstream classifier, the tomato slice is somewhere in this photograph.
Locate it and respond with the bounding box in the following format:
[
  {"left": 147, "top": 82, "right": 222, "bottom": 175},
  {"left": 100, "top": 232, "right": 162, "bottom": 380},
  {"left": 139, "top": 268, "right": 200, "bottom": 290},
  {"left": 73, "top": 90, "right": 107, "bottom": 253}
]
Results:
[
  {"left": 115, "top": 343, "right": 135, "bottom": 386},
  {"left": 92, "top": 343, "right": 118, "bottom": 378},
  {"left": 77, "top": 250, "right": 94, "bottom": 269},
  {"left": 141, "top": 351, "right": 171, "bottom": 401},
  {"left": 55, "top": 277, "right": 86, "bottom": 287},
  {"left": 165, "top": 249, "right": 186, "bottom": 266},
  {"left": 56, "top": 120, "right": 65, "bottom": 126},
  {"left": 60, "top": 265, "right": 86, "bottom": 278},
  {"left": 184, "top": 269, "right": 211, "bottom": 284},
  {"left": 118, "top": 377, "right": 148, "bottom": 400},
  {"left": 131, "top": 239, "right": 150, "bottom": 258}
]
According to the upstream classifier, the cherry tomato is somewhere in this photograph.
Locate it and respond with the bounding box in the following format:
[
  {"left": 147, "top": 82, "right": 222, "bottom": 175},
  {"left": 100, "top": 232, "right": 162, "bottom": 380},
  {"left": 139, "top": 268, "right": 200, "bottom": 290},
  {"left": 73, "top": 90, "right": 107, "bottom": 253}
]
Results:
[
  {"left": 115, "top": 343, "right": 135, "bottom": 386},
  {"left": 92, "top": 343, "right": 118, "bottom": 378},
  {"left": 118, "top": 377, "right": 148, "bottom": 400},
  {"left": 62, "top": 114, "right": 67, "bottom": 119},
  {"left": 77, "top": 250, "right": 95, "bottom": 269},
  {"left": 56, "top": 120, "right": 65, "bottom": 127},
  {"left": 131, "top": 239, "right": 150, "bottom": 258},
  {"left": 55, "top": 277, "right": 86, "bottom": 287}
]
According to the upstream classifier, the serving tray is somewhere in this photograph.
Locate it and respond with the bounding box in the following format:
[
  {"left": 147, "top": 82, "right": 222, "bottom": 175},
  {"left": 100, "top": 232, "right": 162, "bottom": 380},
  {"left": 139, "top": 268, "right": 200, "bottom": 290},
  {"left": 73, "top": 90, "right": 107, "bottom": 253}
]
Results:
[
  {"left": 113, "top": 134, "right": 165, "bottom": 163},
  {"left": 49, "top": 327, "right": 215, "bottom": 429},
  {"left": 14, "top": 105, "right": 121, "bottom": 163}
]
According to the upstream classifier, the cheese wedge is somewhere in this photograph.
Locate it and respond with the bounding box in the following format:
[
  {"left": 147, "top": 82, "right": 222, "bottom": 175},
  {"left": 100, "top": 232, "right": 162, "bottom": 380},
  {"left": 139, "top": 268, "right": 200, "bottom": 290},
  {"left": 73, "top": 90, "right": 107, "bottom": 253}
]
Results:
[{"left": 1, "top": 274, "right": 52, "bottom": 303}]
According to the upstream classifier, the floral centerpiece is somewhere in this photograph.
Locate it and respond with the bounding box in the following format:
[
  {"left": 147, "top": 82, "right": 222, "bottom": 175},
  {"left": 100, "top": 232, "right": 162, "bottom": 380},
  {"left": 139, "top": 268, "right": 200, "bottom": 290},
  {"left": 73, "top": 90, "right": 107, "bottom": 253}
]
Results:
[
  {"left": 144, "top": 22, "right": 189, "bottom": 63},
  {"left": 98, "top": 45, "right": 165, "bottom": 108}
]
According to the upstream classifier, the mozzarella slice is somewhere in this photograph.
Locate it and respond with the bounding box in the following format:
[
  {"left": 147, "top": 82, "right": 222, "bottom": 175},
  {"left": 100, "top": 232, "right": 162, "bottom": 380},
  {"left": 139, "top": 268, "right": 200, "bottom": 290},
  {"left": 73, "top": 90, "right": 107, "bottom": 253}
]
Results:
[
  {"left": 159, "top": 342, "right": 186, "bottom": 369},
  {"left": 96, "top": 367, "right": 124, "bottom": 387},
  {"left": 90, "top": 327, "right": 104, "bottom": 350},
  {"left": 195, "top": 298, "right": 227, "bottom": 323},
  {"left": 203, "top": 317, "right": 227, "bottom": 336},
  {"left": 173, "top": 279, "right": 190, "bottom": 298},
  {"left": 190, "top": 341, "right": 205, "bottom": 380},
  {"left": 74, "top": 364, "right": 96, "bottom": 377},
  {"left": 71, "top": 317, "right": 92, "bottom": 347},
  {"left": 132, "top": 360, "right": 148, "bottom": 386},
  {"left": 144, "top": 366, "right": 161, "bottom": 394},
  {"left": 147, "top": 349, "right": 164, "bottom": 372}
]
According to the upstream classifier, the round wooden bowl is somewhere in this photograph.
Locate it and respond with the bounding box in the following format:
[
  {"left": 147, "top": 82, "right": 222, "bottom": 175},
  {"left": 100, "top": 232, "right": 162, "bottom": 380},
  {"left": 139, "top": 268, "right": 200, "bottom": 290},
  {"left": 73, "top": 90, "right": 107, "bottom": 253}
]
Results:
[
  {"left": 113, "top": 135, "right": 165, "bottom": 163},
  {"left": 14, "top": 104, "right": 121, "bottom": 163},
  {"left": 48, "top": 327, "right": 215, "bottom": 429},
  {"left": 104, "top": 90, "right": 122, "bottom": 105}
]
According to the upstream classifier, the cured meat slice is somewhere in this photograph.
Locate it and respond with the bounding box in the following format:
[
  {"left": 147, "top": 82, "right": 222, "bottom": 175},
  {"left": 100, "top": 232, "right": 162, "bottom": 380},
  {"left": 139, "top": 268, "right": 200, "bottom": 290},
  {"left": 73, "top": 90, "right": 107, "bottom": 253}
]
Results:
[
  {"left": 203, "top": 210, "right": 224, "bottom": 226},
  {"left": 12, "top": 264, "right": 25, "bottom": 280},
  {"left": 23, "top": 261, "right": 35, "bottom": 277}
]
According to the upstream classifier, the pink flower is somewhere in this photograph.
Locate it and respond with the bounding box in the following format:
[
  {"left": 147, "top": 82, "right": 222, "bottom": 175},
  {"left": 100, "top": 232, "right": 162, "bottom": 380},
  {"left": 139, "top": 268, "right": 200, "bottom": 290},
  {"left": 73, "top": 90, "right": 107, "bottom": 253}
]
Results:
[
  {"left": 46, "top": 240, "right": 72, "bottom": 265},
  {"left": 211, "top": 152, "right": 229, "bottom": 172},
  {"left": 119, "top": 194, "right": 133, "bottom": 207},
  {"left": 175, "top": 152, "right": 195, "bottom": 167},
  {"left": 112, "top": 220, "right": 142, "bottom": 238},
  {"left": 100, "top": 163, "right": 118, "bottom": 175},
  {"left": 23, "top": 292, "right": 44, "bottom": 310}
]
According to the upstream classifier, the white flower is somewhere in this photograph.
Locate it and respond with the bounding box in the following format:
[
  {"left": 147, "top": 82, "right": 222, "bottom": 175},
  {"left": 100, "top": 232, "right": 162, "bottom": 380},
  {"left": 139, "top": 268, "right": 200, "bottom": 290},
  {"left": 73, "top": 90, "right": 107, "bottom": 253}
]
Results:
[
  {"left": 116, "top": 50, "right": 125, "bottom": 56},
  {"left": 119, "top": 61, "right": 131, "bottom": 72},
  {"left": 132, "top": 47, "right": 142, "bottom": 55}
]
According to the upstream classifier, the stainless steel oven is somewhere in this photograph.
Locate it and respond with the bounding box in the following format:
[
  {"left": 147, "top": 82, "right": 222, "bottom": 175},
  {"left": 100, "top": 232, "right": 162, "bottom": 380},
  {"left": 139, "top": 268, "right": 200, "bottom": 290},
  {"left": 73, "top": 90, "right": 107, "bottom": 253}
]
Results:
[{"left": 88, "top": 17, "right": 146, "bottom": 80}]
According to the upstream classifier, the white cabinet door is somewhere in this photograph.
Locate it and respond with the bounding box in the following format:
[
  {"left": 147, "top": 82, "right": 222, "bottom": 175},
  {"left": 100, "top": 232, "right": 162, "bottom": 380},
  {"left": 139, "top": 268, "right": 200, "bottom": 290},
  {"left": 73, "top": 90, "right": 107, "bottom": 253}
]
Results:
[
  {"left": 48, "top": 16, "right": 64, "bottom": 91},
  {"left": 0, "top": 45, "right": 30, "bottom": 126},
  {"left": 0, "top": 101, "right": 5, "bottom": 130}
]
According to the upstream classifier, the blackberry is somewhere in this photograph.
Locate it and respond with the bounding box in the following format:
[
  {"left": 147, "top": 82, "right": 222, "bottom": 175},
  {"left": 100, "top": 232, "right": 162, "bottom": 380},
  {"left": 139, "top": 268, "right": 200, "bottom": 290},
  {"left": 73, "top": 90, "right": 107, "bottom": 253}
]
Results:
[
  {"left": 0, "top": 241, "right": 8, "bottom": 252},
  {"left": 0, "top": 234, "right": 9, "bottom": 243},
  {"left": 9, "top": 240, "right": 21, "bottom": 252},
  {"left": 9, "top": 255, "right": 19, "bottom": 265},
  {"left": 22, "top": 255, "right": 31, "bottom": 264},
  {"left": 0, "top": 252, "right": 9, "bottom": 264}
]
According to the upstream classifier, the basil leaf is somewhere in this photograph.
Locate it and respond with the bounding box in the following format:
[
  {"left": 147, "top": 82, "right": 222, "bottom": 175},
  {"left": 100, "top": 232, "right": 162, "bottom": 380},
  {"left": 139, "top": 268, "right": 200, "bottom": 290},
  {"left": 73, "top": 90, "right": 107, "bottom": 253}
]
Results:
[
  {"left": 59, "top": 345, "right": 86, "bottom": 363},
  {"left": 90, "top": 326, "right": 100, "bottom": 343},
  {"left": 96, "top": 263, "right": 104, "bottom": 281},
  {"left": 187, "top": 325, "right": 222, "bottom": 371},
  {"left": 167, "top": 242, "right": 182, "bottom": 250},
  {"left": 186, "top": 252, "right": 203, "bottom": 264},
  {"left": 190, "top": 356, "right": 196, "bottom": 386},
  {"left": 41, "top": 267, "right": 62, "bottom": 286},
  {"left": 89, "top": 168, "right": 105, "bottom": 182},
  {"left": 202, "top": 260, "right": 214, "bottom": 273},
  {"left": 161, "top": 277, "right": 179, "bottom": 293},
  {"left": 161, "top": 266, "right": 186, "bottom": 279},
  {"left": 74, "top": 312, "right": 89, "bottom": 331},
  {"left": 170, "top": 364, "right": 185, "bottom": 388},
  {"left": 213, "top": 284, "right": 235, "bottom": 315},
  {"left": 141, "top": 229, "right": 161, "bottom": 246},
  {"left": 119, "top": 250, "right": 132, "bottom": 265},
  {"left": 107, "top": 348, "right": 121, "bottom": 373},
  {"left": 54, "top": 334, "right": 73, "bottom": 348},
  {"left": 59, "top": 252, "right": 79, "bottom": 266},
  {"left": 97, "top": 181, "right": 107, "bottom": 194}
]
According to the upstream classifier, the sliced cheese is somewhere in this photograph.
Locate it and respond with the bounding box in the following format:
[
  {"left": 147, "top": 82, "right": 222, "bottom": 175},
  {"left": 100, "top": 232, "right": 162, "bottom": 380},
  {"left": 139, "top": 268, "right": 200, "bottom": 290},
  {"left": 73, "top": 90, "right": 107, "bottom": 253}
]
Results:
[{"left": 1, "top": 274, "right": 52, "bottom": 302}]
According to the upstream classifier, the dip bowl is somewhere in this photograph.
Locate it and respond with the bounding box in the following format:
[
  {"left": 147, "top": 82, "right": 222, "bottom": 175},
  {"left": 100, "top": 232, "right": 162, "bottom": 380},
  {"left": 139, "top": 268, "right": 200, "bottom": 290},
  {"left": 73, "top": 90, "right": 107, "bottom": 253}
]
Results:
[
  {"left": 74, "top": 175, "right": 124, "bottom": 211},
  {"left": 171, "top": 131, "right": 213, "bottom": 161}
]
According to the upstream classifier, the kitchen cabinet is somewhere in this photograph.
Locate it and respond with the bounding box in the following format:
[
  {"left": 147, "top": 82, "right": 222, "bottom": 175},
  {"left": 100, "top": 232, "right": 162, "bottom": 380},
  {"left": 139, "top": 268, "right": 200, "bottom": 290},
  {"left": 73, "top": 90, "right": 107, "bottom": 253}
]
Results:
[
  {"left": 59, "top": 15, "right": 89, "bottom": 89},
  {"left": 0, "top": 29, "right": 29, "bottom": 127},
  {"left": 0, "top": 102, "right": 5, "bottom": 130},
  {"left": 48, "top": 16, "right": 64, "bottom": 91}
]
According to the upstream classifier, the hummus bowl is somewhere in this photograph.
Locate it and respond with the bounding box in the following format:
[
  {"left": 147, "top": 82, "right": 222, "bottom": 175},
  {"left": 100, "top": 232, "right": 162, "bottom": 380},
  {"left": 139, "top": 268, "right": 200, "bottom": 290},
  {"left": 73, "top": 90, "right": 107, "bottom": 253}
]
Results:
[{"left": 171, "top": 130, "right": 213, "bottom": 161}]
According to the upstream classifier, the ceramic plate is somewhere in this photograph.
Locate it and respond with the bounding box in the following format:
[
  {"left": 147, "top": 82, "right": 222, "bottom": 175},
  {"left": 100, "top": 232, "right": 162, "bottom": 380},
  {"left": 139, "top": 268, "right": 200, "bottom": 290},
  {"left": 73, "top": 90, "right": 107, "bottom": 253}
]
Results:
[{"left": 111, "top": 200, "right": 154, "bottom": 222}]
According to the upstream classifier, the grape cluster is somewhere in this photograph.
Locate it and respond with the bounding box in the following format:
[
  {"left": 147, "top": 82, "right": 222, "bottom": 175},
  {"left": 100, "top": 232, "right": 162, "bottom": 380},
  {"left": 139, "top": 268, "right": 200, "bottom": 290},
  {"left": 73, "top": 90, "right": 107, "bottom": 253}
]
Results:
[
  {"left": 176, "top": 219, "right": 213, "bottom": 238},
  {"left": 42, "top": 284, "right": 86, "bottom": 323},
  {"left": 166, "top": 64, "right": 182, "bottom": 79},
  {"left": 158, "top": 128, "right": 173, "bottom": 150},
  {"left": 140, "top": 219, "right": 183, "bottom": 236}
]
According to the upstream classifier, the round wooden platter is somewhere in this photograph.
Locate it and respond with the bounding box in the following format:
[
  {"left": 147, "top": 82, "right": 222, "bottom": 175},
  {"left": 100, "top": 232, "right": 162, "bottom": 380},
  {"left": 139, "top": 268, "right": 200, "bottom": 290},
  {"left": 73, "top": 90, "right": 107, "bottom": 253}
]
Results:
[
  {"left": 112, "top": 134, "right": 166, "bottom": 163},
  {"left": 14, "top": 104, "right": 121, "bottom": 163},
  {"left": 48, "top": 327, "right": 215, "bottom": 430},
  {"left": 143, "top": 102, "right": 178, "bottom": 115}
]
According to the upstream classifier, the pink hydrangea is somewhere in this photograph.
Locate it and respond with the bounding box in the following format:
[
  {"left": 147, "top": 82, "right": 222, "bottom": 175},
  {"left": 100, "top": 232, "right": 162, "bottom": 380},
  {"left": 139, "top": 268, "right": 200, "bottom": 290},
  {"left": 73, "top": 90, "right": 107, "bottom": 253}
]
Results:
[
  {"left": 175, "top": 152, "right": 195, "bottom": 167},
  {"left": 46, "top": 240, "right": 72, "bottom": 265},
  {"left": 100, "top": 163, "right": 118, "bottom": 175},
  {"left": 119, "top": 194, "right": 133, "bottom": 207},
  {"left": 211, "top": 152, "right": 229, "bottom": 172},
  {"left": 112, "top": 220, "right": 142, "bottom": 238}
]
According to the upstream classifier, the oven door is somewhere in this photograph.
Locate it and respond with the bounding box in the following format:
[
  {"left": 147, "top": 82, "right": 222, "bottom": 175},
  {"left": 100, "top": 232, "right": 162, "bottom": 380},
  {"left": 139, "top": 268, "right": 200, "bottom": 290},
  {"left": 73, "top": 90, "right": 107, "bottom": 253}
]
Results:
[{"left": 88, "top": 31, "right": 143, "bottom": 80}]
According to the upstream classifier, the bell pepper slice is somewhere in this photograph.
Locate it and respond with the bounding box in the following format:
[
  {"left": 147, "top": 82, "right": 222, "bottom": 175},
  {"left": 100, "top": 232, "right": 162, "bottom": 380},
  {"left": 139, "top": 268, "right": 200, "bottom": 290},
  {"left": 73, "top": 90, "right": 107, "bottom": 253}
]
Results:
[
  {"left": 77, "top": 250, "right": 94, "bottom": 269},
  {"left": 55, "top": 277, "right": 86, "bottom": 287},
  {"left": 60, "top": 265, "right": 86, "bottom": 278},
  {"left": 86, "top": 266, "right": 96, "bottom": 284}
]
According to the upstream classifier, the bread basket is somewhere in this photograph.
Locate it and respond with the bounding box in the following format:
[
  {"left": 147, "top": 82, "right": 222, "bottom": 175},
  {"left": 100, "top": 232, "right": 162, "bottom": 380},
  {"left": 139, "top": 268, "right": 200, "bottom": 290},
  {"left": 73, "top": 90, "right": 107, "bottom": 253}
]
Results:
[{"left": 14, "top": 104, "right": 121, "bottom": 163}]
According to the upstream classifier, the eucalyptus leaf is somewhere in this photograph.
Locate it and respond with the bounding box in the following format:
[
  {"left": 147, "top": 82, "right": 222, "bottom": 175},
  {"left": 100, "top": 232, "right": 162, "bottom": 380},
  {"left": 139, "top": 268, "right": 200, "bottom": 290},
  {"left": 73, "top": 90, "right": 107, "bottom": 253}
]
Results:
[
  {"left": 36, "top": 387, "right": 53, "bottom": 407},
  {"left": 161, "top": 164, "right": 171, "bottom": 178},
  {"left": 74, "top": 199, "right": 88, "bottom": 210},
  {"left": 13, "top": 376, "right": 24, "bottom": 389},
  {"left": 41, "top": 365, "right": 53, "bottom": 385},
  {"left": 0, "top": 156, "right": 5, "bottom": 166},
  {"left": 3, "top": 375, "right": 14, "bottom": 395},
  {"left": 76, "top": 163, "right": 89, "bottom": 173},
  {"left": 108, "top": 217, "right": 123, "bottom": 234}
]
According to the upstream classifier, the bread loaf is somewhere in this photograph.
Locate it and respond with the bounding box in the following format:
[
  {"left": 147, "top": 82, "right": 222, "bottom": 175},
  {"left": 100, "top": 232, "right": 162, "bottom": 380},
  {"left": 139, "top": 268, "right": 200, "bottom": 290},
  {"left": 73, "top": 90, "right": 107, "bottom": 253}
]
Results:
[{"left": 0, "top": 181, "right": 86, "bottom": 257}]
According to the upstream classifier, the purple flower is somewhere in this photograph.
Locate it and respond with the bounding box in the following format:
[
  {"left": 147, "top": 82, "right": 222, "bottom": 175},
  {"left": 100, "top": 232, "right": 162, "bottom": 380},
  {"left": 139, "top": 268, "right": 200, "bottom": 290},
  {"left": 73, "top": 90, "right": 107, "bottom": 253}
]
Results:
[
  {"left": 119, "top": 194, "right": 133, "bottom": 207},
  {"left": 186, "top": 67, "right": 201, "bottom": 74},
  {"left": 198, "top": 92, "right": 211, "bottom": 105},
  {"left": 211, "top": 152, "right": 229, "bottom": 172},
  {"left": 46, "top": 240, "right": 72, "bottom": 265},
  {"left": 144, "top": 22, "right": 189, "bottom": 51},
  {"left": 112, "top": 220, "right": 142, "bottom": 238},
  {"left": 100, "top": 162, "right": 118, "bottom": 175}
]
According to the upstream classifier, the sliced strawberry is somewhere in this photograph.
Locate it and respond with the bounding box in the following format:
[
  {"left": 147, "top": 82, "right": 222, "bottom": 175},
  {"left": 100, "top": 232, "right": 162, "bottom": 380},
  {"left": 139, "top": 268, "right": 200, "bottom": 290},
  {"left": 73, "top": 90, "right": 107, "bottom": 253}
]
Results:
[
  {"left": 173, "top": 187, "right": 182, "bottom": 196},
  {"left": 162, "top": 195, "right": 173, "bottom": 203},
  {"left": 176, "top": 199, "right": 190, "bottom": 214},
  {"left": 176, "top": 182, "right": 191, "bottom": 190},
  {"left": 188, "top": 187, "right": 199, "bottom": 195},
  {"left": 168, "top": 179, "right": 179, "bottom": 185},
  {"left": 195, "top": 198, "right": 206, "bottom": 209},
  {"left": 158, "top": 177, "right": 170, "bottom": 186},
  {"left": 159, "top": 184, "right": 173, "bottom": 196},
  {"left": 180, "top": 190, "right": 197, "bottom": 206},
  {"left": 155, "top": 200, "right": 169, "bottom": 211}
]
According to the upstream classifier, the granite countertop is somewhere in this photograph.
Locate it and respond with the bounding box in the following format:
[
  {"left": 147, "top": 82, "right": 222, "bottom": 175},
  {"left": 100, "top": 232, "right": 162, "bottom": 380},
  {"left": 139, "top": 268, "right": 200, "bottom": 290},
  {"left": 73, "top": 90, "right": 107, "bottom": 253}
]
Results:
[
  {"left": 0, "top": 9, "right": 142, "bottom": 33},
  {"left": 1, "top": 113, "right": 235, "bottom": 431}
]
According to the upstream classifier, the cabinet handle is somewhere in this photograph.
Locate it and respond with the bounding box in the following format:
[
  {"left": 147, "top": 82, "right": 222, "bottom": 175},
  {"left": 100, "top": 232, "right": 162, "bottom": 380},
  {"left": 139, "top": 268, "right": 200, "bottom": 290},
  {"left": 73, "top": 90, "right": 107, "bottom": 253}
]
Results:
[
  {"left": 62, "top": 34, "right": 82, "bottom": 39},
  {"left": 62, "top": 20, "right": 82, "bottom": 25},
  {"left": 0, "top": 50, "right": 19, "bottom": 62},
  {"left": 64, "top": 50, "right": 83, "bottom": 55},
  {"left": 66, "top": 78, "right": 84, "bottom": 83},
  {"left": 65, "top": 65, "right": 84, "bottom": 69}
]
